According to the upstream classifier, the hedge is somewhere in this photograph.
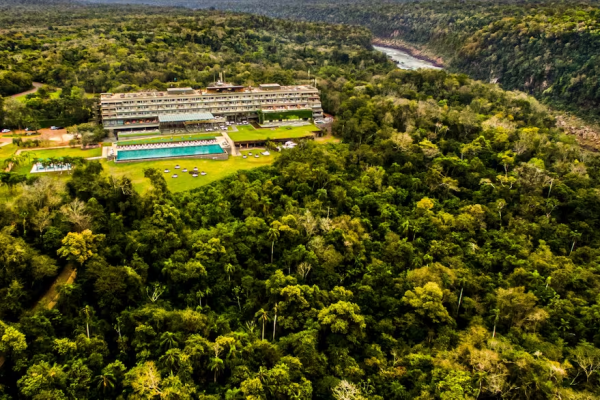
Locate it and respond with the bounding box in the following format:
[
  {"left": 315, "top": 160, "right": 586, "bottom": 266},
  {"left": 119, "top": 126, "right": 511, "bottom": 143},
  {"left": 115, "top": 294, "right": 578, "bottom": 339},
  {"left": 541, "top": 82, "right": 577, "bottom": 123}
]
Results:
[{"left": 258, "top": 109, "right": 313, "bottom": 123}]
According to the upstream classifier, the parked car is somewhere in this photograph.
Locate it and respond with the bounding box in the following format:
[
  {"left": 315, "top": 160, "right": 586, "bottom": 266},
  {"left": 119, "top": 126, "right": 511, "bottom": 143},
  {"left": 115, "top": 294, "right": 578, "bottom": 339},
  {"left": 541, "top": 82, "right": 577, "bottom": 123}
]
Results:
[
  {"left": 50, "top": 126, "right": 64, "bottom": 130},
  {"left": 1, "top": 129, "right": 10, "bottom": 133}
]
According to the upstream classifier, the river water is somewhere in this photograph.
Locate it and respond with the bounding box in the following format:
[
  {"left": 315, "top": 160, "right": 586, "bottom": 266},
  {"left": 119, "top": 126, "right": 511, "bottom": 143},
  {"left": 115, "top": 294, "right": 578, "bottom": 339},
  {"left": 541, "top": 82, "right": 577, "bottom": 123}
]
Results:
[{"left": 373, "top": 45, "right": 442, "bottom": 70}]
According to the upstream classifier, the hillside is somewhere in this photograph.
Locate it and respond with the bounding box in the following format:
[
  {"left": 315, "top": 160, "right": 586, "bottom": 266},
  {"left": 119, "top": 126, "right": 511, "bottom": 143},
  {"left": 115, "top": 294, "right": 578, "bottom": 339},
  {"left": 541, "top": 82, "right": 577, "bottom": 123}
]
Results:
[
  {"left": 85, "top": 0, "right": 600, "bottom": 122},
  {"left": 1, "top": 2, "right": 600, "bottom": 400}
]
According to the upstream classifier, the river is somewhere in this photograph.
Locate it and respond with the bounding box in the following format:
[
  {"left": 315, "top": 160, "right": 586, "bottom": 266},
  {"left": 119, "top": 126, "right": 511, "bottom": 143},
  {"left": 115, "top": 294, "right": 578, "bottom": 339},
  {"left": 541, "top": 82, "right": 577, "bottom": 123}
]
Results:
[{"left": 373, "top": 45, "right": 442, "bottom": 70}]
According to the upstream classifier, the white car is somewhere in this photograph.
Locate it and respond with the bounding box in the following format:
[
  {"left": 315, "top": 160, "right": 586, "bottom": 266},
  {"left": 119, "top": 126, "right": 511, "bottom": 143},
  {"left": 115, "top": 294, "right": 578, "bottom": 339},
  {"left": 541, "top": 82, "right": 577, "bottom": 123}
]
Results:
[{"left": 1, "top": 129, "right": 10, "bottom": 133}]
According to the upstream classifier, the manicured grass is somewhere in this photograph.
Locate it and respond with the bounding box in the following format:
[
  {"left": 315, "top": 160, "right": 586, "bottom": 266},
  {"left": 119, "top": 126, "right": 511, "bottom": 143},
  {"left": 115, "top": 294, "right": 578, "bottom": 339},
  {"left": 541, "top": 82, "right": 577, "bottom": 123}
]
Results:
[
  {"left": 10, "top": 147, "right": 103, "bottom": 174},
  {"left": 104, "top": 150, "right": 275, "bottom": 193},
  {"left": 228, "top": 124, "right": 319, "bottom": 142},
  {"left": 0, "top": 143, "right": 18, "bottom": 160},
  {"left": 21, "top": 147, "right": 102, "bottom": 160},
  {"left": 118, "top": 133, "right": 220, "bottom": 146},
  {"left": 5, "top": 144, "right": 275, "bottom": 194}
]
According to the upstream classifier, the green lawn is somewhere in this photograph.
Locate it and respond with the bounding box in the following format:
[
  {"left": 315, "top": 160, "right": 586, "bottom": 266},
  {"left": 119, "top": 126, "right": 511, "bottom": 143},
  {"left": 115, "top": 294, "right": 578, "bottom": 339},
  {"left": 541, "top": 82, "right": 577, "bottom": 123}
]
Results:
[
  {"left": 0, "top": 143, "right": 18, "bottom": 160},
  {"left": 11, "top": 147, "right": 103, "bottom": 174},
  {"left": 228, "top": 124, "right": 319, "bottom": 142},
  {"left": 104, "top": 150, "right": 275, "bottom": 193},
  {"left": 5, "top": 141, "right": 276, "bottom": 193},
  {"left": 118, "top": 133, "right": 219, "bottom": 146},
  {"left": 3, "top": 143, "right": 275, "bottom": 195},
  {"left": 21, "top": 147, "right": 102, "bottom": 159}
]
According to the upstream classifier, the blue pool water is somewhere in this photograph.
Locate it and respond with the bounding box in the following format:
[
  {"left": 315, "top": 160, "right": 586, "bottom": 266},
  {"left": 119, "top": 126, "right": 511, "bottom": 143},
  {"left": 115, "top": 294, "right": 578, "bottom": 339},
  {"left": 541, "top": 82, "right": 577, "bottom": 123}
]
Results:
[{"left": 117, "top": 144, "right": 224, "bottom": 161}]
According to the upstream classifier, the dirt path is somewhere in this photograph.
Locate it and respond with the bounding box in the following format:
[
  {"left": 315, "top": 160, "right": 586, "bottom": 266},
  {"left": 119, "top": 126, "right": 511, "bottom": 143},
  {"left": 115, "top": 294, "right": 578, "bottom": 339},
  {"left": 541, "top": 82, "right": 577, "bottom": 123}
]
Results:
[
  {"left": 0, "top": 264, "right": 77, "bottom": 368},
  {"left": 32, "top": 264, "right": 77, "bottom": 312},
  {"left": 10, "top": 82, "right": 43, "bottom": 98}
]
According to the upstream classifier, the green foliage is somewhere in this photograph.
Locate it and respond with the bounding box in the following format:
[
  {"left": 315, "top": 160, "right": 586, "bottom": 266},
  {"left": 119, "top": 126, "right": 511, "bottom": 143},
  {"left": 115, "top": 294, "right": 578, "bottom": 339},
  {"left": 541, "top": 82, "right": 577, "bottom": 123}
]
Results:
[
  {"left": 187, "top": 0, "right": 600, "bottom": 121},
  {"left": 1, "top": 2, "right": 600, "bottom": 400},
  {"left": 0, "top": 71, "right": 32, "bottom": 97},
  {"left": 258, "top": 109, "right": 314, "bottom": 123}
]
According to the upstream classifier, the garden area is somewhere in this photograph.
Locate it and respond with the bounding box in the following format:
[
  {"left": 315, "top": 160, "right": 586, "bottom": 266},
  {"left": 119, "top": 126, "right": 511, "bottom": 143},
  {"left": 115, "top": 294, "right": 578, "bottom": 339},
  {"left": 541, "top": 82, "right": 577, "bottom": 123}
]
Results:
[
  {"left": 104, "top": 150, "right": 275, "bottom": 193},
  {"left": 5, "top": 146, "right": 102, "bottom": 175},
  {"left": 1, "top": 143, "right": 276, "bottom": 197},
  {"left": 228, "top": 124, "right": 319, "bottom": 142}
]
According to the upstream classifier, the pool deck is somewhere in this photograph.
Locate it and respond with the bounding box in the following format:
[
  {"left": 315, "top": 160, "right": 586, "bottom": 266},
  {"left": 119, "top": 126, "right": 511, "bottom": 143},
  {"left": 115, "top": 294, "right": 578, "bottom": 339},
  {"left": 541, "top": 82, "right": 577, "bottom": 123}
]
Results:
[
  {"left": 115, "top": 140, "right": 230, "bottom": 163},
  {"left": 115, "top": 152, "right": 229, "bottom": 163}
]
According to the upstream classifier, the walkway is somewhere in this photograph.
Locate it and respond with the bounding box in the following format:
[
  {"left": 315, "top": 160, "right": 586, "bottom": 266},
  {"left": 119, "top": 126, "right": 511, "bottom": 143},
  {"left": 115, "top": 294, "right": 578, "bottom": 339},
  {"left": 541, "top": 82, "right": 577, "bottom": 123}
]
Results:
[
  {"left": 10, "top": 82, "right": 43, "bottom": 98},
  {"left": 221, "top": 131, "right": 240, "bottom": 156}
]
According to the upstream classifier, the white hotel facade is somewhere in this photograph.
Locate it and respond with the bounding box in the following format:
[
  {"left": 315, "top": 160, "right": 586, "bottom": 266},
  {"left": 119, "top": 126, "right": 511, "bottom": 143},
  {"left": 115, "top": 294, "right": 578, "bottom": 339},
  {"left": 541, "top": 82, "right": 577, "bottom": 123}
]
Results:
[{"left": 100, "top": 82, "right": 323, "bottom": 133}]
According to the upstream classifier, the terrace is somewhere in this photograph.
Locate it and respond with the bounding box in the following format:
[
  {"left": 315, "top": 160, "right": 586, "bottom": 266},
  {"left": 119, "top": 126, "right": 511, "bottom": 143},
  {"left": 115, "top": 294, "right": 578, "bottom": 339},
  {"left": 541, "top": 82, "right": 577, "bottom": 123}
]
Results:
[{"left": 228, "top": 124, "right": 319, "bottom": 143}]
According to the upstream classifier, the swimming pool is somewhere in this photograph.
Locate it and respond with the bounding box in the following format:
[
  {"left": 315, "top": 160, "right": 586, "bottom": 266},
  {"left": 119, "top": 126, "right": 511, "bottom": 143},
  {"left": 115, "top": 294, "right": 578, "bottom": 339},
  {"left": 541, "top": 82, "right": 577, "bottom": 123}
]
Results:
[{"left": 117, "top": 144, "right": 224, "bottom": 161}]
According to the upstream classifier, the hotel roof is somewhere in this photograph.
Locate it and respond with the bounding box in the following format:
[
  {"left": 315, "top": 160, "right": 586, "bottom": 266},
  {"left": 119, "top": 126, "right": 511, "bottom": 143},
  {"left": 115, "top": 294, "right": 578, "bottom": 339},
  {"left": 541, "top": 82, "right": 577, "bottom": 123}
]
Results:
[{"left": 100, "top": 84, "right": 318, "bottom": 100}]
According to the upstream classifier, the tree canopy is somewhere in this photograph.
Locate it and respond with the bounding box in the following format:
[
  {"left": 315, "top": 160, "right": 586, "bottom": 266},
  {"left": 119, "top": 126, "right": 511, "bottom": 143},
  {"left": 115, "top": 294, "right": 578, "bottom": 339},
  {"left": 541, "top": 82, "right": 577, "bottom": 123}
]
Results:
[{"left": 1, "top": 1, "right": 600, "bottom": 399}]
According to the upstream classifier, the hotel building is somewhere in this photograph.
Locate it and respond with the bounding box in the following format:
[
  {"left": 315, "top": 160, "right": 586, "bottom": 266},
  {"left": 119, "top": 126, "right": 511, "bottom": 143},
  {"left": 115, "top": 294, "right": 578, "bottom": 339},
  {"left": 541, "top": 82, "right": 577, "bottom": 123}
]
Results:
[{"left": 100, "top": 82, "right": 323, "bottom": 133}]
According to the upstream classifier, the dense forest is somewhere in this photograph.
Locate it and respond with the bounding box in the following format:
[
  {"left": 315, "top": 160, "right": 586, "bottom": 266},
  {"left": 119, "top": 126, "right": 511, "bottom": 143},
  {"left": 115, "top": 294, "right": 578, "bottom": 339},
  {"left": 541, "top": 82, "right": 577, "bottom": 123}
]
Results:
[
  {"left": 0, "top": 0, "right": 390, "bottom": 128},
  {"left": 2, "top": 1, "right": 600, "bottom": 399},
  {"left": 93, "top": 0, "right": 600, "bottom": 121}
]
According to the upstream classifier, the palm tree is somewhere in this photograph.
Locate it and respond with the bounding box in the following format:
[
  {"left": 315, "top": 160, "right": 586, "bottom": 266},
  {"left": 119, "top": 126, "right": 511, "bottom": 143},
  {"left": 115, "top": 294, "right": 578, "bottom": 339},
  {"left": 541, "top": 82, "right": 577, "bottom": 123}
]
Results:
[
  {"left": 272, "top": 303, "right": 279, "bottom": 341},
  {"left": 255, "top": 308, "right": 270, "bottom": 340},
  {"left": 197, "top": 287, "right": 212, "bottom": 307},
  {"left": 224, "top": 263, "right": 234, "bottom": 282},
  {"left": 233, "top": 286, "right": 242, "bottom": 312},
  {"left": 256, "top": 366, "right": 270, "bottom": 386},
  {"left": 492, "top": 309, "right": 500, "bottom": 338},
  {"left": 81, "top": 305, "right": 92, "bottom": 338},
  {"left": 96, "top": 372, "right": 116, "bottom": 393},
  {"left": 267, "top": 226, "right": 280, "bottom": 264},
  {"left": 401, "top": 219, "right": 410, "bottom": 238},
  {"left": 262, "top": 195, "right": 273, "bottom": 215},
  {"left": 160, "top": 332, "right": 179, "bottom": 350},
  {"left": 159, "top": 348, "right": 182, "bottom": 373},
  {"left": 209, "top": 356, "right": 224, "bottom": 383},
  {"left": 3, "top": 151, "right": 34, "bottom": 170}
]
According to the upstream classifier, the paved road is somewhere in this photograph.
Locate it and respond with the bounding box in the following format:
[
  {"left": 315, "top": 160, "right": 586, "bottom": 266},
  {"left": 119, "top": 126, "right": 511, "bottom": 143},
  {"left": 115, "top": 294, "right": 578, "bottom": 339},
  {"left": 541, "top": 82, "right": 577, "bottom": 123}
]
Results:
[{"left": 10, "top": 82, "right": 43, "bottom": 98}]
